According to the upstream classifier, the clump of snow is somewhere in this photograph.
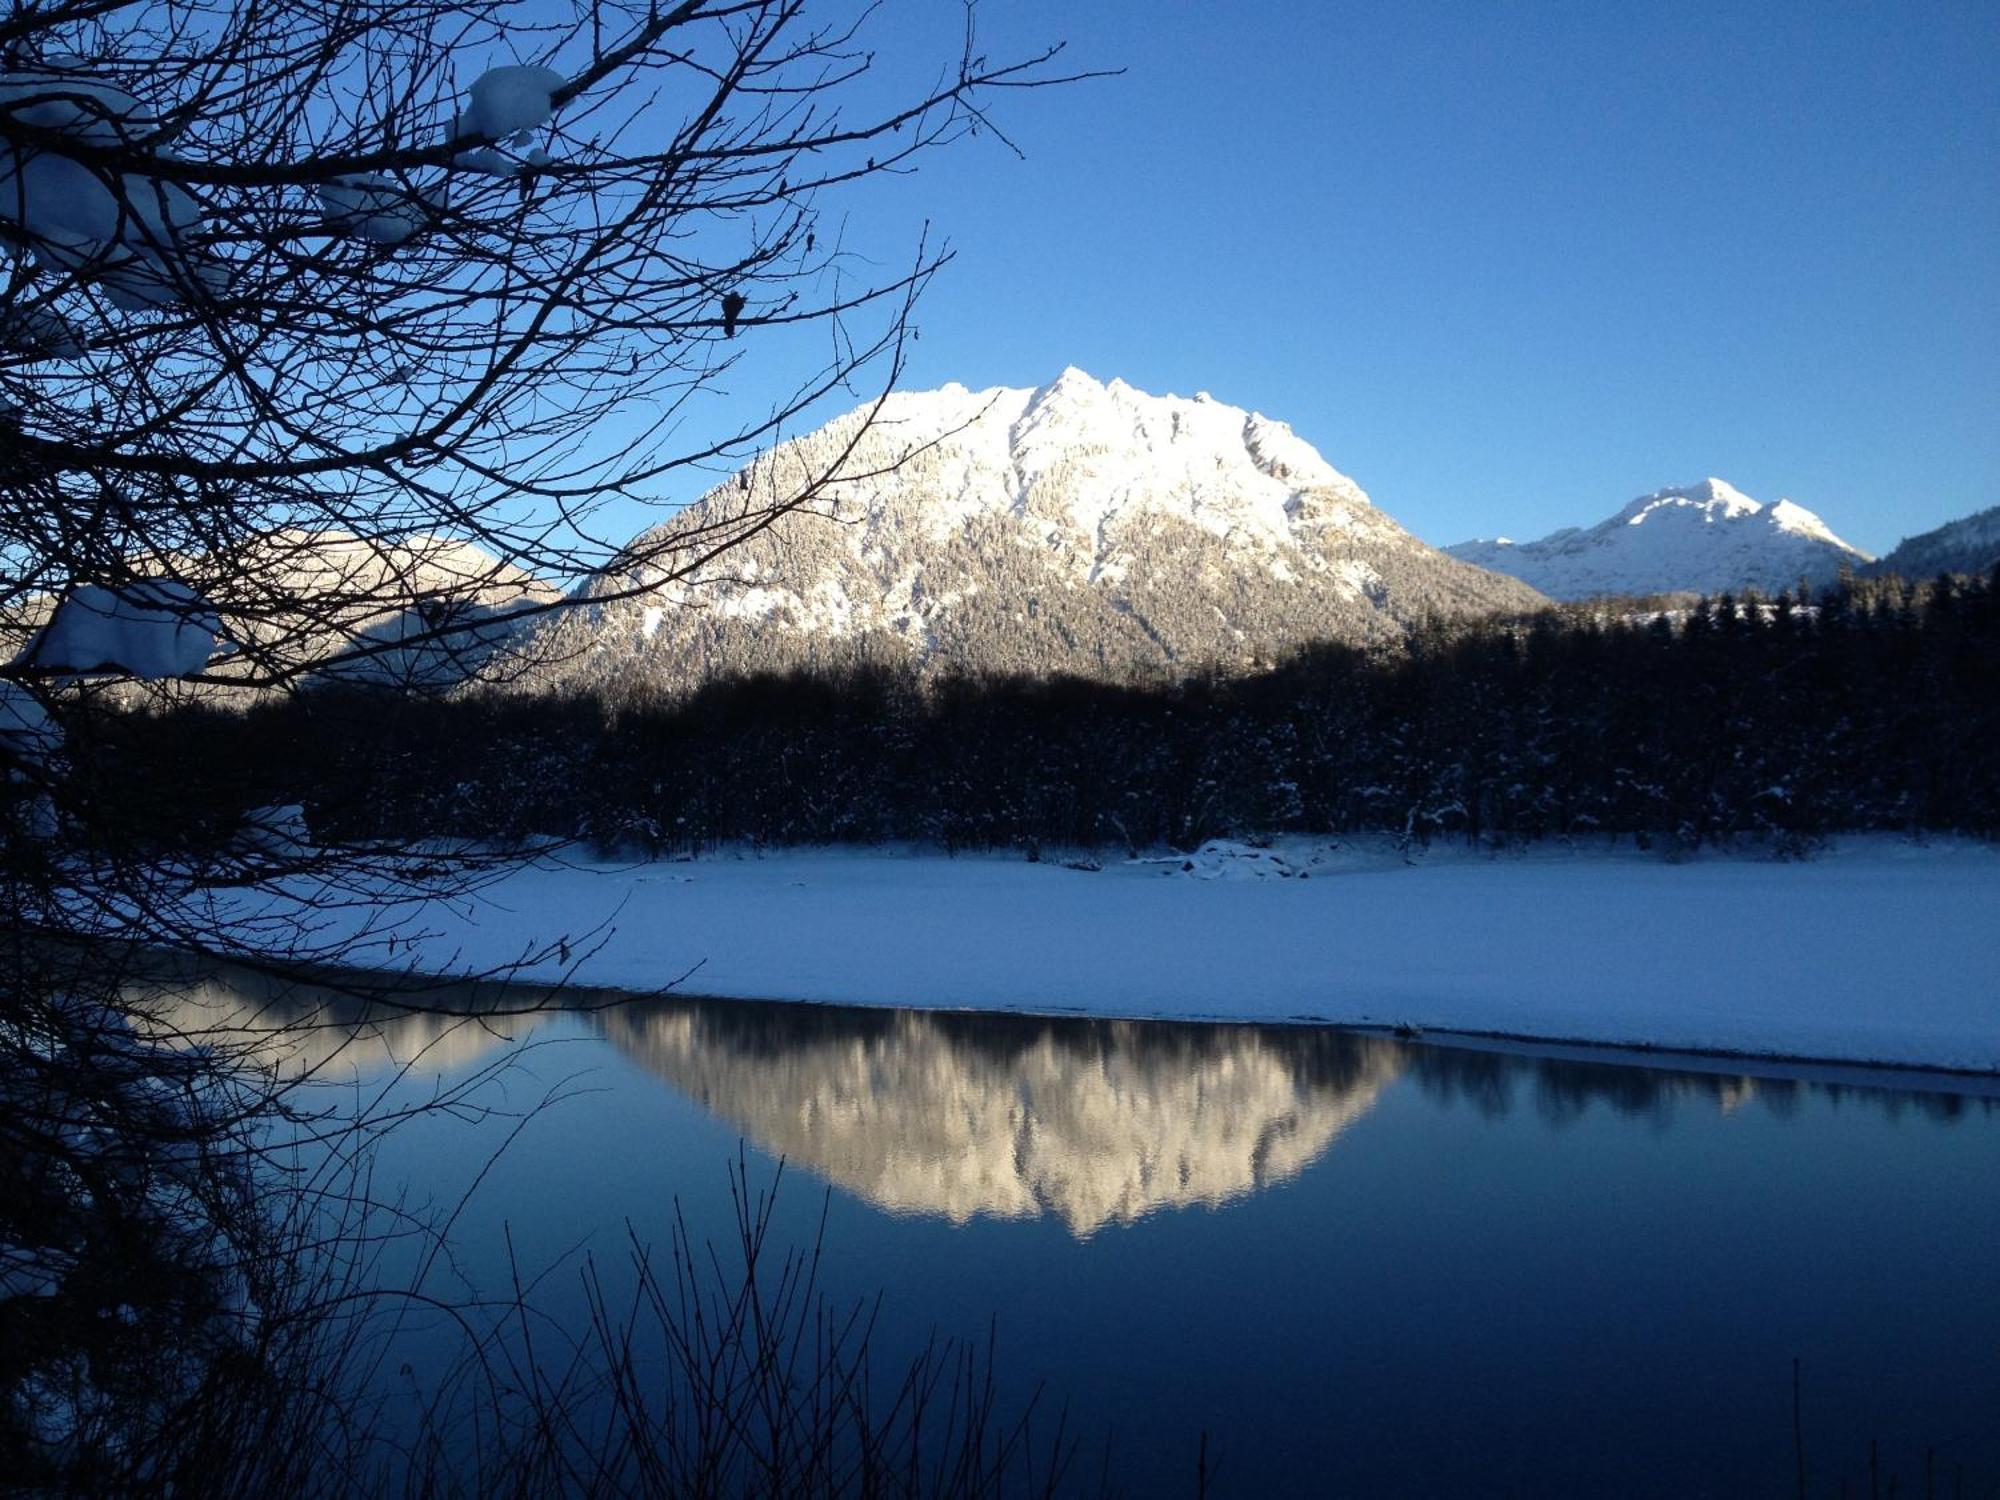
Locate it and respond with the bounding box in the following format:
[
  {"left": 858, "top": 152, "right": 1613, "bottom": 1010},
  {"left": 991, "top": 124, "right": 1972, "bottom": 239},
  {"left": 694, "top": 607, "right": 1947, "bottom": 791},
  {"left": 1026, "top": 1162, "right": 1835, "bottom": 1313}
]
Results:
[
  {"left": 318, "top": 175, "right": 425, "bottom": 245},
  {"left": 0, "top": 62, "right": 216, "bottom": 311},
  {"left": 452, "top": 64, "right": 565, "bottom": 142},
  {"left": 23, "top": 580, "right": 219, "bottom": 678},
  {"left": 1138, "top": 839, "right": 1308, "bottom": 880},
  {"left": 448, "top": 146, "right": 520, "bottom": 179},
  {"left": 445, "top": 64, "right": 564, "bottom": 179},
  {"left": 236, "top": 804, "right": 310, "bottom": 858},
  {"left": 0, "top": 65, "right": 149, "bottom": 142},
  {"left": 318, "top": 62, "right": 566, "bottom": 240}
]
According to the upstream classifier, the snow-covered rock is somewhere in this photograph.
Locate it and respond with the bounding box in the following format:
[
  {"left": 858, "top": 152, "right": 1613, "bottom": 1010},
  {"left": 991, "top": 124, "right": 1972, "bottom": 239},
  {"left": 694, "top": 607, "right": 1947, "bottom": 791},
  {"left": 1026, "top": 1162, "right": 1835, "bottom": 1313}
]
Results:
[
  {"left": 516, "top": 369, "right": 1547, "bottom": 692},
  {"left": 1447, "top": 479, "right": 1872, "bottom": 600}
]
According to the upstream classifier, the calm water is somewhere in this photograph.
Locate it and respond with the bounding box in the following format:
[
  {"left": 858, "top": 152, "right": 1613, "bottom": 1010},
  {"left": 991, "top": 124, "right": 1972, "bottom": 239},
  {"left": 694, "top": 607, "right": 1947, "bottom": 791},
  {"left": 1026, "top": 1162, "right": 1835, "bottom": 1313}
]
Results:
[{"left": 163, "top": 964, "right": 2000, "bottom": 1498}]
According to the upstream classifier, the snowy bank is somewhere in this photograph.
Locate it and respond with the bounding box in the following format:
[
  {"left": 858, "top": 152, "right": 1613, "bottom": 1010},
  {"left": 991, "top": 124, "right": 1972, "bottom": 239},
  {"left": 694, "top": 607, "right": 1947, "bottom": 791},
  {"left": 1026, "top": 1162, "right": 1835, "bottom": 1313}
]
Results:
[{"left": 234, "top": 837, "right": 2000, "bottom": 1074}]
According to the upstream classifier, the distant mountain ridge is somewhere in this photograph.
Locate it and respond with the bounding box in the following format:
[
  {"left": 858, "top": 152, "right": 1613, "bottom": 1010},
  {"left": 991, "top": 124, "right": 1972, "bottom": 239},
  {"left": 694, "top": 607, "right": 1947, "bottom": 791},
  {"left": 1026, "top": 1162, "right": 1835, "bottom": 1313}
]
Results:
[
  {"left": 1864, "top": 505, "right": 2000, "bottom": 581},
  {"left": 1446, "top": 479, "right": 1872, "bottom": 602},
  {"left": 216, "top": 529, "right": 561, "bottom": 691},
  {"left": 3, "top": 528, "right": 560, "bottom": 699},
  {"left": 513, "top": 369, "right": 1547, "bottom": 695}
]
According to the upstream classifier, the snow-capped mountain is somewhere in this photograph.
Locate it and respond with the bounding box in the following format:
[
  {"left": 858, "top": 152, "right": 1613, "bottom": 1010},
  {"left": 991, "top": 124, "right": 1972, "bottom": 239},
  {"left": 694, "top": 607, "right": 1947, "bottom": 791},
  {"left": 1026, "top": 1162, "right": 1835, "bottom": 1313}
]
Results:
[
  {"left": 1865, "top": 505, "right": 2000, "bottom": 581},
  {"left": 1446, "top": 479, "right": 1872, "bottom": 601},
  {"left": 520, "top": 369, "right": 1545, "bottom": 693}
]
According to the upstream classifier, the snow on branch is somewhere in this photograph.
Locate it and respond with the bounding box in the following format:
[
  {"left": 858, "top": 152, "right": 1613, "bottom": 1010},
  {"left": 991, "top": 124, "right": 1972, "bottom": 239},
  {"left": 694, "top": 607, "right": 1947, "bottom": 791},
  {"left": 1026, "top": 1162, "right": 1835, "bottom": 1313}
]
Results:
[
  {"left": 0, "top": 60, "right": 218, "bottom": 315},
  {"left": 22, "top": 579, "right": 218, "bottom": 678}
]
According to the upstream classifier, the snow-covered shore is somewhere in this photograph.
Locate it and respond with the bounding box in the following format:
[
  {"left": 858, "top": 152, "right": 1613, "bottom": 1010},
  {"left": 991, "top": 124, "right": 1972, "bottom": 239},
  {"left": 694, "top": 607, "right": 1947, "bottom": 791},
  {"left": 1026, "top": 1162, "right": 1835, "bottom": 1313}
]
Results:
[{"left": 248, "top": 837, "right": 2000, "bottom": 1074}]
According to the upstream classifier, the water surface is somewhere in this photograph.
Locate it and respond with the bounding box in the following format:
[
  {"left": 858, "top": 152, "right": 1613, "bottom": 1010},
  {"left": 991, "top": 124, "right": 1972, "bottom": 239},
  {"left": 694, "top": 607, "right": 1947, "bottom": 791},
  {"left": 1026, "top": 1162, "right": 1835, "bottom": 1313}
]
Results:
[{"left": 163, "top": 964, "right": 2000, "bottom": 1497}]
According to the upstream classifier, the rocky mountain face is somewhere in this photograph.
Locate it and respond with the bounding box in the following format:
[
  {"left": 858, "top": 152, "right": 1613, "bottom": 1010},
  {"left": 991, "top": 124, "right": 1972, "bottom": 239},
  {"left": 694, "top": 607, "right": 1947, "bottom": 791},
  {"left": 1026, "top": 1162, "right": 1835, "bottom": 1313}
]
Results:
[
  {"left": 1864, "top": 505, "right": 2000, "bottom": 581},
  {"left": 512, "top": 369, "right": 1547, "bottom": 697},
  {"left": 1446, "top": 479, "right": 1872, "bottom": 602}
]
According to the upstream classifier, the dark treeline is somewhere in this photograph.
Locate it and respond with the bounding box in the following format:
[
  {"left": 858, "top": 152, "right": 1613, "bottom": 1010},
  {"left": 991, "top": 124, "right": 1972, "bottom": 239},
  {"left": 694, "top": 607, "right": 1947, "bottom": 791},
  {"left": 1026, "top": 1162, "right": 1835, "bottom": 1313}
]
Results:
[{"left": 86, "top": 571, "right": 2000, "bottom": 857}]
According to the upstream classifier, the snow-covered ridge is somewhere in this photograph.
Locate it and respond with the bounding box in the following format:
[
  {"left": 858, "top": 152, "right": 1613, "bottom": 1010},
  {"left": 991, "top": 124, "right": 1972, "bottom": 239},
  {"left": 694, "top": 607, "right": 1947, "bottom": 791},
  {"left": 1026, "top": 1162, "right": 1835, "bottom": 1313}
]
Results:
[
  {"left": 768, "top": 365, "right": 1376, "bottom": 557},
  {"left": 1447, "top": 478, "right": 1872, "bottom": 601}
]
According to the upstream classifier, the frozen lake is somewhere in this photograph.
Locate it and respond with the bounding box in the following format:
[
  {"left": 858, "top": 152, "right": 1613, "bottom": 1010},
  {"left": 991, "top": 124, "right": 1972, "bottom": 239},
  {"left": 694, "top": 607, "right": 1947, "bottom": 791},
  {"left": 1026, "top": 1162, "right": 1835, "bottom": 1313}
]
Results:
[{"left": 169, "top": 964, "right": 2000, "bottom": 1497}]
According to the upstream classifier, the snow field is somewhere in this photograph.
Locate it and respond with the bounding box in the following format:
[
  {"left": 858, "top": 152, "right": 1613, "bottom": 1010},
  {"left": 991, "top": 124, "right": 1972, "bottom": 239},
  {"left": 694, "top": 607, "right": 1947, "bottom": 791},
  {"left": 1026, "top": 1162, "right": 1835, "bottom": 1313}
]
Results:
[{"left": 242, "top": 836, "right": 2000, "bottom": 1074}]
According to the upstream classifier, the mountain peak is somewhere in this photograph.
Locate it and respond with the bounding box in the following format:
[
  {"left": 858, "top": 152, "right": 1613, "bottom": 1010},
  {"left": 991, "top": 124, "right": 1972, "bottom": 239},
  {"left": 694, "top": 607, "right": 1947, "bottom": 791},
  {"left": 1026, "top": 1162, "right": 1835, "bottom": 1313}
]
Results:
[
  {"left": 524, "top": 373, "right": 1547, "bottom": 693},
  {"left": 1447, "top": 479, "right": 1871, "bottom": 600},
  {"left": 1617, "top": 477, "right": 1760, "bottom": 525},
  {"left": 1033, "top": 365, "right": 1105, "bottom": 403},
  {"left": 1764, "top": 498, "right": 1849, "bottom": 547},
  {"left": 1686, "top": 477, "right": 1753, "bottom": 507}
]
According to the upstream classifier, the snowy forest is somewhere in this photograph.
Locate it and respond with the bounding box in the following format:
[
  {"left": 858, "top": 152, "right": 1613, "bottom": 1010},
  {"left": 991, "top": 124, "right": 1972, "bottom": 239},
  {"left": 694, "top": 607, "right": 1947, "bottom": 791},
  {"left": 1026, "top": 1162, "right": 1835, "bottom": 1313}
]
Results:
[{"left": 74, "top": 568, "right": 2000, "bottom": 860}]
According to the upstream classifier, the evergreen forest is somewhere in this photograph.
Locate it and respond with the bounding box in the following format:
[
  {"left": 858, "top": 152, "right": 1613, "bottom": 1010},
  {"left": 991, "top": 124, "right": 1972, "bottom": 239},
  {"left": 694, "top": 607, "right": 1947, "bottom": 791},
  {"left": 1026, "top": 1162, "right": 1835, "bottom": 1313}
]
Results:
[{"left": 71, "top": 571, "right": 2000, "bottom": 861}]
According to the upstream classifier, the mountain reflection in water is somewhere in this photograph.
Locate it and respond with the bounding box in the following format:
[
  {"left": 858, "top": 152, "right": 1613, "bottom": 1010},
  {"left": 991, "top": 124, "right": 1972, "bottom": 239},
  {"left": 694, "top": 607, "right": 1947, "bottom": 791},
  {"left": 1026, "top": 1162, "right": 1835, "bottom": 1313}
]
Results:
[
  {"left": 602, "top": 1002, "right": 1402, "bottom": 1235},
  {"left": 143, "top": 957, "right": 1997, "bottom": 1237}
]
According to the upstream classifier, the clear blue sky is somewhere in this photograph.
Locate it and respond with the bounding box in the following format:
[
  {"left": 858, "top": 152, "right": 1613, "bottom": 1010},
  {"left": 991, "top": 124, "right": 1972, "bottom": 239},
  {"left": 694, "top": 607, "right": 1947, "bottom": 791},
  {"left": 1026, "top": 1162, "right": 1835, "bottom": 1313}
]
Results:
[{"left": 730, "top": 0, "right": 1994, "bottom": 558}]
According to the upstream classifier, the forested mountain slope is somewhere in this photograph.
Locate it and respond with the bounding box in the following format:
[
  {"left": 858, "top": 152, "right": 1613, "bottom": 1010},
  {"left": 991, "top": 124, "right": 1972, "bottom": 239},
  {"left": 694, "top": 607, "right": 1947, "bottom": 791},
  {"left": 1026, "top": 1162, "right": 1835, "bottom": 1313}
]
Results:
[{"left": 1866, "top": 505, "right": 2000, "bottom": 581}]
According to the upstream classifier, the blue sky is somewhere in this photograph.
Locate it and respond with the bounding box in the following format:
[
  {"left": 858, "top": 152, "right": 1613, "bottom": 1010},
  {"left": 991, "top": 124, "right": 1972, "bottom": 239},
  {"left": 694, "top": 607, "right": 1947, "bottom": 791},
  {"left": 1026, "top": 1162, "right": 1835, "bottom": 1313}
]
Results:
[{"left": 708, "top": 0, "right": 1996, "bottom": 558}]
